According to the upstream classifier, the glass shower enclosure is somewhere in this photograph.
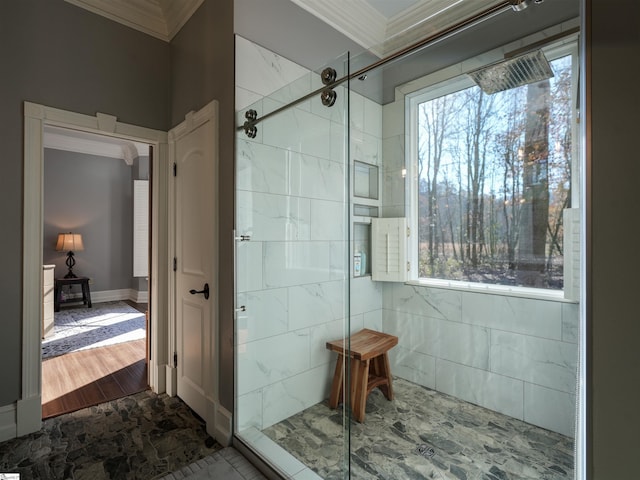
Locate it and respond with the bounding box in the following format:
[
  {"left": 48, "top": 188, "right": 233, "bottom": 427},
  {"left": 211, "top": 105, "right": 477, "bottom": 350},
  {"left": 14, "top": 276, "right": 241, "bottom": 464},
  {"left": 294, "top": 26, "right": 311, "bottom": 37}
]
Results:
[
  {"left": 234, "top": 52, "right": 354, "bottom": 478},
  {"left": 233, "top": 4, "right": 582, "bottom": 477}
]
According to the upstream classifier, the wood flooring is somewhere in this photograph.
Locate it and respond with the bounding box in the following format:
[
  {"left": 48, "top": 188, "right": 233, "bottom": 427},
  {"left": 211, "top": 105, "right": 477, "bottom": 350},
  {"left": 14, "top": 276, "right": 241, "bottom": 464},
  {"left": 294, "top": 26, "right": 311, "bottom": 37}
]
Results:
[{"left": 42, "top": 339, "right": 148, "bottom": 419}]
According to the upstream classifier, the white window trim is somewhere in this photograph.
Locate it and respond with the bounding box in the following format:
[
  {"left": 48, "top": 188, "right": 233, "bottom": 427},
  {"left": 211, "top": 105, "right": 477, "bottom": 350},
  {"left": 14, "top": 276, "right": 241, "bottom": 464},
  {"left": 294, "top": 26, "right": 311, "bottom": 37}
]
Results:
[{"left": 404, "top": 39, "right": 580, "bottom": 298}]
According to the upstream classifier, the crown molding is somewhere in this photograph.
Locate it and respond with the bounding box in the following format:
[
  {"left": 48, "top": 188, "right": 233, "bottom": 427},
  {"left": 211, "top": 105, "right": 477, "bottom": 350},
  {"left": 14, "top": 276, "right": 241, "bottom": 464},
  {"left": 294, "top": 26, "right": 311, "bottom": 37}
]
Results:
[
  {"left": 384, "top": 0, "right": 506, "bottom": 54},
  {"left": 289, "top": 0, "right": 387, "bottom": 55},
  {"left": 64, "top": 0, "right": 203, "bottom": 42}
]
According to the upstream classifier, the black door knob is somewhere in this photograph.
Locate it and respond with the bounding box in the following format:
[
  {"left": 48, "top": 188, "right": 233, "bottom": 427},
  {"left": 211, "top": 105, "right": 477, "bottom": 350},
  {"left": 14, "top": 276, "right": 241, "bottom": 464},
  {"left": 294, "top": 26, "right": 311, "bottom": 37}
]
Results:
[{"left": 189, "top": 283, "right": 210, "bottom": 300}]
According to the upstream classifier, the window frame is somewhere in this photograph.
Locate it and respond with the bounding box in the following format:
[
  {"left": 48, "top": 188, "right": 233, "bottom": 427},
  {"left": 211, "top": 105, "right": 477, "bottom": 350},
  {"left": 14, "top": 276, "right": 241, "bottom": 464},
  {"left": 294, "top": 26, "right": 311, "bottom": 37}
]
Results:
[{"left": 404, "top": 40, "right": 580, "bottom": 300}]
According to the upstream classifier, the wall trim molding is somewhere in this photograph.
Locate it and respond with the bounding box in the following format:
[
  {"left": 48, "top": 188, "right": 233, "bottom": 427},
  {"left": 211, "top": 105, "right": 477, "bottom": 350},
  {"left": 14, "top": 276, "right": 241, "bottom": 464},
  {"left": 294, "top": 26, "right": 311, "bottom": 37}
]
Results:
[
  {"left": 64, "top": 0, "right": 204, "bottom": 42},
  {"left": 63, "top": 288, "right": 149, "bottom": 304},
  {"left": 0, "top": 404, "right": 16, "bottom": 443},
  {"left": 22, "top": 101, "right": 169, "bottom": 441}
]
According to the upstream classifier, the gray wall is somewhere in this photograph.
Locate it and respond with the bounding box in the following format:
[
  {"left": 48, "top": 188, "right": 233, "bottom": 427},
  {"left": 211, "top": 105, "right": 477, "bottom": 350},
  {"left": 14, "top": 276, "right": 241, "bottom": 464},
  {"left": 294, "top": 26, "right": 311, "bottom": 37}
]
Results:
[
  {"left": 588, "top": 0, "right": 640, "bottom": 477},
  {"left": 170, "top": 0, "right": 235, "bottom": 411},
  {"left": 0, "top": 0, "right": 169, "bottom": 407},
  {"left": 43, "top": 149, "right": 140, "bottom": 294}
]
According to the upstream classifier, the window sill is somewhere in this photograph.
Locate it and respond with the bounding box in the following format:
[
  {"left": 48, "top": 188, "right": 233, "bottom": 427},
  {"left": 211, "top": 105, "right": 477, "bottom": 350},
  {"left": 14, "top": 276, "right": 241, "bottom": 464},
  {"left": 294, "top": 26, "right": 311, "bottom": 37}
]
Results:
[{"left": 405, "top": 278, "right": 578, "bottom": 303}]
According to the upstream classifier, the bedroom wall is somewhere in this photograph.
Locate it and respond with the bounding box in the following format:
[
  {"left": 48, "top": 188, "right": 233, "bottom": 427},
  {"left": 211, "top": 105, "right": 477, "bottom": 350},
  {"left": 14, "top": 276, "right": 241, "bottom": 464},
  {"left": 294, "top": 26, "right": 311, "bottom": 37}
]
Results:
[
  {"left": 43, "top": 149, "right": 149, "bottom": 298},
  {"left": 0, "top": 0, "right": 169, "bottom": 407}
]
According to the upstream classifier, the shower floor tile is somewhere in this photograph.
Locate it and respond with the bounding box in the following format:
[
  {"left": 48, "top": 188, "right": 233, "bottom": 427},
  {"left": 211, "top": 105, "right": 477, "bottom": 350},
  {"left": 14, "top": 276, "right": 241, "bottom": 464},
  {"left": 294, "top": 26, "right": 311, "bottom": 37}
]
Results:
[{"left": 262, "top": 378, "right": 574, "bottom": 479}]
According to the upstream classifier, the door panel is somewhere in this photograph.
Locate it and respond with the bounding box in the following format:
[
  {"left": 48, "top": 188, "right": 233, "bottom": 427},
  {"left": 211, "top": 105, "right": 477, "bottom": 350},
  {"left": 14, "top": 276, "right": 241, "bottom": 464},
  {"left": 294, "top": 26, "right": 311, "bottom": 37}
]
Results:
[{"left": 173, "top": 112, "right": 217, "bottom": 422}]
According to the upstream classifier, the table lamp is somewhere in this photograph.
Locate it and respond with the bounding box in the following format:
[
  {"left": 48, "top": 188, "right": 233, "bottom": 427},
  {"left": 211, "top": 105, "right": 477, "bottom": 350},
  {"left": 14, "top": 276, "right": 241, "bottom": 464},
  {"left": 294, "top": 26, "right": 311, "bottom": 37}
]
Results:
[{"left": 55, "top": 233, "right": 84, "bottom": 278}]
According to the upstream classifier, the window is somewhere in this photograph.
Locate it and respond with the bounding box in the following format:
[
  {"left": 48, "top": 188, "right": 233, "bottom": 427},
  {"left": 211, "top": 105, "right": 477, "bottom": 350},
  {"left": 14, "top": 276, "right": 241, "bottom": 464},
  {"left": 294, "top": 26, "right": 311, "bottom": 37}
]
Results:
[{"left": 408, "top": 43, "right": 578, "bottom": 292}]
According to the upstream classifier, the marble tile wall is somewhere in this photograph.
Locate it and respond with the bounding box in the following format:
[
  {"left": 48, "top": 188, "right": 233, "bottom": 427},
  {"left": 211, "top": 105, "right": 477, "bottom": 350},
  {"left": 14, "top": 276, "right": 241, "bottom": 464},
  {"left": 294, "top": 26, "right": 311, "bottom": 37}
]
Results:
[
  {"left": 235, "top": 36, "right": 384, "bottom": 432},
  {"left": 380, "top": 238, "right": 579, "bottom": 437}
]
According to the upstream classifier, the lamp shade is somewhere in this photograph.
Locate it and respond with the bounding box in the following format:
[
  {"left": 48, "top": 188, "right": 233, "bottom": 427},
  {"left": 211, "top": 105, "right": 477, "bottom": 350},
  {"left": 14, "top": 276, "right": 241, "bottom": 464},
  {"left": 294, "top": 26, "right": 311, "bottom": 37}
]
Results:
[{"left": 55, "top": 233, "right": 84, "bottom": 252}]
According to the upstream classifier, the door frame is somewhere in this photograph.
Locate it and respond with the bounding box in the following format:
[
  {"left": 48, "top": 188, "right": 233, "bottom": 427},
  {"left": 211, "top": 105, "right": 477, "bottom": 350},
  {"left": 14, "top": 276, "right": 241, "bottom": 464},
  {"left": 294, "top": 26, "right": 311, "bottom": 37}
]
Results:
[
  {"left": 167, "top": 100, "right": 231, "bottom": 445},
  {"left": 20, "top": 101, "right": 170, "bottom": 437}
]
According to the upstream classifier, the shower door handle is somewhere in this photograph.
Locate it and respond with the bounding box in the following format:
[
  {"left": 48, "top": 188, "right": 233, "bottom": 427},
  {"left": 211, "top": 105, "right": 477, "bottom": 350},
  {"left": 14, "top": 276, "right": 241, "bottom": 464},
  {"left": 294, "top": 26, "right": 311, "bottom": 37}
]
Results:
[{"left": 189, "top": 283, "right": 210, "bottom": 300}]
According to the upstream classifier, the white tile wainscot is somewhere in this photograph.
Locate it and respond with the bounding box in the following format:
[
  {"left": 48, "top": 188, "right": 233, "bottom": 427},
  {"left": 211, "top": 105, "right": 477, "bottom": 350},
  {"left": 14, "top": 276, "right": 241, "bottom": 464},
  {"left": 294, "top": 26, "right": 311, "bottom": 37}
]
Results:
[{"left": 382, "top": 283, "right": 579, "bottom": 436}]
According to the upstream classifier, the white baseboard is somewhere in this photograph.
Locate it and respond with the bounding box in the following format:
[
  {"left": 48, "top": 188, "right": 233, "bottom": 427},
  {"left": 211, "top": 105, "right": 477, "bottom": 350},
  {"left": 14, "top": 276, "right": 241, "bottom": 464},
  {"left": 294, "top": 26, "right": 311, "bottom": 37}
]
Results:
[
  {"left": 17, "top": 394, "right": 41, "bottom": 437},
  {"left": 211, "top": 403, "right": 233, "bottom": 447},
  {"left": 166, "top": 365, "right": 177, "bottom": 397},
  {"left": 0, "top": 403, "right": 16, "bottom": 443},
  {"left": 65, "top": 288, "right": 149, "bottom": 304}
]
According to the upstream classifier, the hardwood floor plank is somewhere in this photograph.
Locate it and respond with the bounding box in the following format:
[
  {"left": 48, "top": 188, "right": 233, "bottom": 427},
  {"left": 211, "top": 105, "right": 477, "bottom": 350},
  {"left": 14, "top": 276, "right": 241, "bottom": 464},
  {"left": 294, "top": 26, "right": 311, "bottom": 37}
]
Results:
[{"left": 42, "top": 339, "right": 147, "bottom": 419}]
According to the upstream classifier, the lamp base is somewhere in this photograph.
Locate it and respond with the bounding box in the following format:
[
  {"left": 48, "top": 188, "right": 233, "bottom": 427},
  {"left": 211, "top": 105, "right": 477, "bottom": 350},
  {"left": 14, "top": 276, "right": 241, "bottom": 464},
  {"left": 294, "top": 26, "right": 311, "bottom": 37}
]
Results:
[{"left": 64, "top": 251, "right": 77, "bottom": 278}]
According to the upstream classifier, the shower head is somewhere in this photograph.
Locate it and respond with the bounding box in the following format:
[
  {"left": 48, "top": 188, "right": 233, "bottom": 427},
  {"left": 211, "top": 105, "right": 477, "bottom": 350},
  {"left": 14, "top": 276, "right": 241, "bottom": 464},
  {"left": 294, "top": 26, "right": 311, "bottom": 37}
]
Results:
[{"left": 467, "top": 49, "right": 554, "bottom": 95}]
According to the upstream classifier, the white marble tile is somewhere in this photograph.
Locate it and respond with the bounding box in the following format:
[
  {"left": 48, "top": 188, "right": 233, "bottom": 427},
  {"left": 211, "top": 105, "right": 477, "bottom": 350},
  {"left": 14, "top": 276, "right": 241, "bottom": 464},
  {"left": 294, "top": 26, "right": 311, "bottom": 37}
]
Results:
[
  {"left": 524, "top": 383, "right": 576, "bottom": 437},
  {"left": 262, "top": 365, "right": 334, "bottom": 428},
  {"left": 436, "top": 359, "right": 524, "bottom": 420},
  {"left": 350, "top": 276, "right": 383, "bottom": 315},
  {"left": 349, "top": 314, "right": 365, "bottom": 333},
  {"left": 461, "top": 292, "right": 563, "bottom": 340},
  {"left": 236, "top": 139, "right": 290, "bottom": 195},
  {"left": 263, "top": 241, "right": 331, "bottom": 288},
  {"left": 289, "top": 153, "right": 346, "bottom": 202},
  {"left": 268, "top": 74, "right": 314, "bottom": 113},
  {"left": 236, "top": 86, "right": 263, "bottom": 113},
  {"left": 236, "top": 390, "right": 263, "bottom": 431},
  {"left": 329, "top": 241, "right": 347, "bottom": 281},
  {"left": 236, "top": 241, "right": 263, "bottom": 293},
  {"left": 351, "top": 131, "right": 380, "bottom": 166},
  {"left": 237, "top": 331, "right": 310, "bottom": 395},
  {"left": 309, "top": 319, "right": 345, "bottom": 368},
  {"left": 350, "top": 91, "right": 365, "bottom": 135},
  {"left": 490, "top": 331, "right": 579, "bottom": 394},
  {"left": 389, "top": 346, "right": 436, "bottom": 389},
  {"left": 384, "top": 310, "right": 489, "bottom": 370},
  {"left": 235, "top": 36, "right": 309, "bottom": 99},
  {"left": 288, "top": 280, "right": 346, "bottom": 330},
  {"left": 330, "top": 120, "right": 348, "bottom": 164},
  {"left": 383, "top": 169, "right": 406, "bottom": 208},
  {"left": 364, "top": 309, "right": 383, "bottom": 331},
  {"left": 310, "top": 199, "right": 346, "bottom": 241},
  {"left": 237, "top": 191, "right": 311, "bottom": 242},
  {"left": 262, "top": 101, "right": 332, "bottom": 160},
  {"left": 562, "top": 302, "right": 580, "bottom": 344},
  {"left": 236, "top": 288, "right": 288, "bottom": 344},
  {"left": 388, "top": 284, "right": 462, "bottom": 321},
  {"left": 382, "top": 134, "right": 406, "bottom": 174},
  {"left": 363, "top": 97, "right": 383, "bottom": 139}
]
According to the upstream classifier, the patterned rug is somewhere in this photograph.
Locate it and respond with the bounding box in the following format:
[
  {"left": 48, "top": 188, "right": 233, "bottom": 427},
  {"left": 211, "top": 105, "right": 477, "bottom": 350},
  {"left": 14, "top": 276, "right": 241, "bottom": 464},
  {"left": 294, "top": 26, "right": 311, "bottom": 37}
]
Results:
[{"left": 42, "top": 301, "right": 146, "bottom": 359}]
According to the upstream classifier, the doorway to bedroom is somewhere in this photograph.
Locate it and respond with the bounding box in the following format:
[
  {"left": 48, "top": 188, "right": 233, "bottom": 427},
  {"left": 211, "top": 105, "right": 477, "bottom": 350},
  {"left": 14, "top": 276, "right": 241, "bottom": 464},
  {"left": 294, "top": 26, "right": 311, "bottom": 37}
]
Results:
[{"left": 41, "top": 126, "right": 152, "bottom": 418}]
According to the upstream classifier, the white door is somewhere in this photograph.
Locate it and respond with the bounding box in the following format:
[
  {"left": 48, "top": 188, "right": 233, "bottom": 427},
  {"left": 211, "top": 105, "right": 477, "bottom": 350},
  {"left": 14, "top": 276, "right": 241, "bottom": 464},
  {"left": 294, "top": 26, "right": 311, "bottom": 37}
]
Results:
[{"left": 172, "top": 104, "right": 218, "bottom": 421}]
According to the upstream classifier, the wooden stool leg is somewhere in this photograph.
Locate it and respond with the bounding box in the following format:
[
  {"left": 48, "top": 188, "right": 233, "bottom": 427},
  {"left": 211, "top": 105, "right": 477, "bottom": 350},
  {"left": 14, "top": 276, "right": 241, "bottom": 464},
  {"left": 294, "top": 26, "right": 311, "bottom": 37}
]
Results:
[
  {"left": 328, "top": 354, "right": 344, "bottom": 409},
  {"left": 379, "top": 352, "right": 394, "bottom": 401},
  {"left": 352, "top": 358, "right": 369, "bottom": 423}
]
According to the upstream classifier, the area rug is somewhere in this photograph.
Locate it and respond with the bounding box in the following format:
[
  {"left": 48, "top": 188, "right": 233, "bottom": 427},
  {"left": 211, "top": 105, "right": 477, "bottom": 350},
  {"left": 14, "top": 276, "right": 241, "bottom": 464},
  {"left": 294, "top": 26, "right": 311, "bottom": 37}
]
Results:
[{"left": 42, "top": 301, "right": 146, "bottom": 359}]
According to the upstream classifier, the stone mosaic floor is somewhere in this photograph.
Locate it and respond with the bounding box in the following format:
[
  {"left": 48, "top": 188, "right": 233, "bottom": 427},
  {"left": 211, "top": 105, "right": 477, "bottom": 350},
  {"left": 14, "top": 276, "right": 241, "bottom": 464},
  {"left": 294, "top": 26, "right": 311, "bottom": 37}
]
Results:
[
  {"left": 0, "top": 390, "right": 221, "bottom": 479},
  {"left": 263, "top": 378, "right": 575, "bottom": 479}
]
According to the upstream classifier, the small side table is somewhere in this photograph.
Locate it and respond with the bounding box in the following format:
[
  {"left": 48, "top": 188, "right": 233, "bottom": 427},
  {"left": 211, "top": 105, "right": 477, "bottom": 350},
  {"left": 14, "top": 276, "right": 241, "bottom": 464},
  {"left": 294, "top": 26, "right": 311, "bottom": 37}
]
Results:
[
  {"left": 54, "top": 276, "right": 92, "bottom": 312},
  {"left": 326, "top": 328, "right": 398, "bottom": 422}
]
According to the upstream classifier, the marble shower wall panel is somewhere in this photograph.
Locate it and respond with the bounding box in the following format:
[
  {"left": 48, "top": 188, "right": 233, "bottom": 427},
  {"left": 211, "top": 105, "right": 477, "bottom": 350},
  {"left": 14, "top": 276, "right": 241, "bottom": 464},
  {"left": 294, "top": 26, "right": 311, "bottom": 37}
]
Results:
[
  {"left": 235, "top": 37, "right": 386, "bottom": 431},
  {"left": 236, "top": 36, "right": 309, "bottom": 112},
  {"left": 381, "top": 99, "right": 408, "bottom": 218},
  {"left": 382, "top": 283, "right": 580, "bottom": 435}
]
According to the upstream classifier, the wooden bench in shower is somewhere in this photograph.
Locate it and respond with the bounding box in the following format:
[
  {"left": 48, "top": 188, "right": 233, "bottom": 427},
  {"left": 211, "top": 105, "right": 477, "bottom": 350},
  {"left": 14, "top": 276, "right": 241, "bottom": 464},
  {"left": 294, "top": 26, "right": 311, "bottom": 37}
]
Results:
[{"left": 326, "top": 328, "right": 398, "bottom": 422}]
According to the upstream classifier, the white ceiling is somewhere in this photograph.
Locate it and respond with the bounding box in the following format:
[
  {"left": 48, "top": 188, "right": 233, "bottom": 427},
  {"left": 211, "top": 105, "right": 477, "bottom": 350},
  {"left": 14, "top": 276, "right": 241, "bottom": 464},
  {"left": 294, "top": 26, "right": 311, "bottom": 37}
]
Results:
[{"left": 64, "top": 0, "right": 507, "bottom": 56}]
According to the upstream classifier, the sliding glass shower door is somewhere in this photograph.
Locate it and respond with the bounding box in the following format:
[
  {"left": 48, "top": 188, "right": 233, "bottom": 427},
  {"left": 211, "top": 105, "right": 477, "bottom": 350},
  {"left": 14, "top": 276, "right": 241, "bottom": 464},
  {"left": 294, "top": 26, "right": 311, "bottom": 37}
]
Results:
[{"left": 234, "top": 49, "right": 352, "bottom": 478}]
